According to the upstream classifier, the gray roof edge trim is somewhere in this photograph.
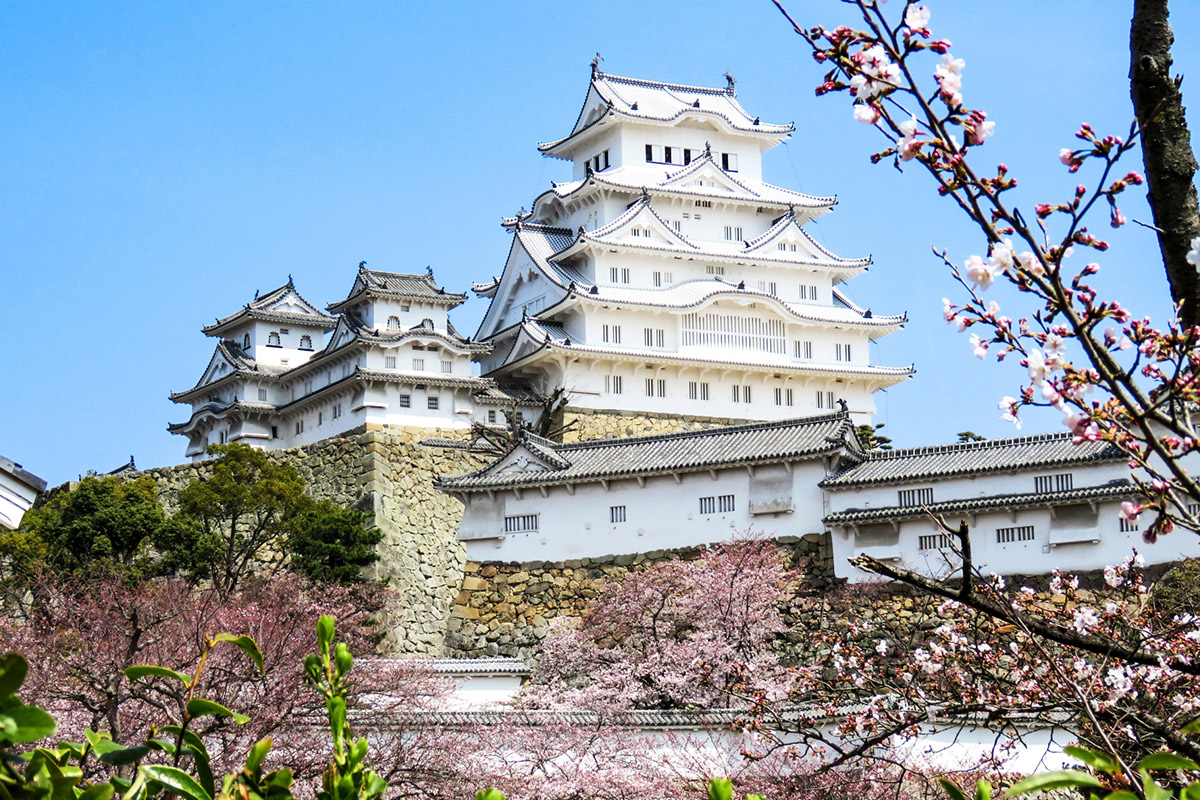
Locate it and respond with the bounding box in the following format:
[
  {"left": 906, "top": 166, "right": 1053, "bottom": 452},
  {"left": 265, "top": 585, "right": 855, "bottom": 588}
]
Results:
[{"left": 824, "top": 482, "right": 1139, "bottom": 524}]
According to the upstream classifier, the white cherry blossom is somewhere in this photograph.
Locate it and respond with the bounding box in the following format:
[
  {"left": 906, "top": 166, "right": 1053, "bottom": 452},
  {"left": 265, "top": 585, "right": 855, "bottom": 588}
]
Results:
[{"left": 904, "top": 4, "right": 930, "bottom": 29}]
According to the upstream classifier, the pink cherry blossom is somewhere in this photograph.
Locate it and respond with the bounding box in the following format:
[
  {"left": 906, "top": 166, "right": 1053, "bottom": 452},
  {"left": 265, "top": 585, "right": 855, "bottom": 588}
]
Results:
[{"left": 904, "top": 4, "right": 930, "bottom": 30}]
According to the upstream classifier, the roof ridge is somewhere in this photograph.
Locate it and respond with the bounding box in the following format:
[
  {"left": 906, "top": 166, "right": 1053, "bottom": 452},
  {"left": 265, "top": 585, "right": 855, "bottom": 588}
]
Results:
[
  {"left": 597, "top": 71, "right": 733, "bottom": 97},
  {"left": 555, "top": 412, "right": 850, "bottom": 453},
  {"left": 861, "top": 430, "right": 1082, "bottom": 461}
]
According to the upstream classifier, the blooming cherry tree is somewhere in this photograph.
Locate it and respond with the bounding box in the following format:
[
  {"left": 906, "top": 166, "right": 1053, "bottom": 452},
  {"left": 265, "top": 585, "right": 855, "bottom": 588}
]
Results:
[{"left": 774, "top": 0, "right": 1200, "bottom": 541}]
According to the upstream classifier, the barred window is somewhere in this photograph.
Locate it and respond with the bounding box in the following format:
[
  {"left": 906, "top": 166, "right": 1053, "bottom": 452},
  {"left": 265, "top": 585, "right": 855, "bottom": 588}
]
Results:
[
  {"left": 996, "top": 525, "right": 1036, "bottom": 543},
  {"left": 898, "top": 488, "right": 934, "bottom": 507},
  {"left": 699, "top": 496, "right": 716, "bottom": 514},
  {"left": 1034, "top": 473, "right": 1074, "bottom": 493},
  {"left": 688, "top": 381, "right": 710, "bottom": 401},
  {"left": 398, "top": 394, "right": 411, "bottom": 408},
  {"left": 918, "top": 533, "right": 954, "bottom": 550},
  {"left": 718, "top": 494, "right": 735, "bottom": 512},
  {"left": 1120, "top": 517, "right": 1139, "bottom": 533},
  {"left": 504, "top": 514, "right": 539, "bottom": 533},
  {"left": 385, "top": 356, "right": 397, "bottom": 369},
  {"left": 610, "top": 506, "right": 627, "bottom": 523}
]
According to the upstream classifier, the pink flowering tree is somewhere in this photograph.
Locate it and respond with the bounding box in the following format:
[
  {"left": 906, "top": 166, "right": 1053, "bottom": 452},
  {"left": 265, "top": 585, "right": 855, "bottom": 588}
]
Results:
[
  {"left": 740, "top": 0, "right": 1200, "bottom": 789},
  {"left": 774, "top": 0, "right": 1200, "bottom": 542}
]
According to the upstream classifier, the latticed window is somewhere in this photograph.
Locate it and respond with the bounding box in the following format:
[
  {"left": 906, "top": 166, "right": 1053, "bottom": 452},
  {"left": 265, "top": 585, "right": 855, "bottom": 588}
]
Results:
[
  {"left": 699, "top": 496, "right": 716, "bottom": 514},
  {"left": 387, "top": 316, "right": 401, "bottom": 331},
  {"left": 504, "top": 514, "right": 538, "bottom": 533},
  {"left": 1034, "top": 473, "right": 1073, "bottom": 493},
  {"left": 299, "top": 335, "right": 313, "bottom": 350},
  {"left": 996, "top": 525, "right": 1036, "bottom": 543},
  {"left": 718, "top": 495, "right": 735, "bottom": 513},
  {"left": 610, "top": 506, "right": 626, "bottom": 523},
  {"left": 682, "top": 312, "right": 785, "bottom": 354},
  {"left": 918, "top": 533, "right": 954, "bottom": 550},
  {"left": 898, "top": 487, "right": 934, "bottom": 507}
]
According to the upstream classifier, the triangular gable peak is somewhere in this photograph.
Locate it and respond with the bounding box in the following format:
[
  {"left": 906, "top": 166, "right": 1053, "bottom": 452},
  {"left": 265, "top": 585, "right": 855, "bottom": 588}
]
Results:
[
  {"left": 487, "top": 440, "right": 572, "bottom": 478},
  {"left": 475, "top": 230, "right": 574, "bottom": 342},
  {"left": 250, "top": 281, "right": 328, "bottom": 320},
  {"left": 659, "top": 151, "right": 759, "bottom": 198},
  {"left": 172, "top": 342, "right": 254, "bottom": 402},
  {"left": 567, "top": 82, "right": 613, "bottom": 141},
  {"left": 323, "top": 316, "right": 362, "bottom": 355},
  {"left": 744, "top": 213, "right": 868, "bottom": 265},
  {"left": 582, "top": 196, "right": 698, "bottom": 250}
]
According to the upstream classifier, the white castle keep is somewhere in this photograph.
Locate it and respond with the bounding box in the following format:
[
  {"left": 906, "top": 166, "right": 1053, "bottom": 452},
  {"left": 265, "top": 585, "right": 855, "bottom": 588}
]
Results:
[{"left": 169, "top": 68, "right": 1199, "bottom": 581}]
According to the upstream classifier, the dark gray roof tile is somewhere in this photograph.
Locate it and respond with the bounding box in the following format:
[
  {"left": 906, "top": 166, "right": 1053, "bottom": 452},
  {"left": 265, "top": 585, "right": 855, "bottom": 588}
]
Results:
[
  {"left": 821, "top": 432, "right": 1124, "bottom": 489},
  {"left": 439, "top": 413, "right": 857, "bottom": 491}
]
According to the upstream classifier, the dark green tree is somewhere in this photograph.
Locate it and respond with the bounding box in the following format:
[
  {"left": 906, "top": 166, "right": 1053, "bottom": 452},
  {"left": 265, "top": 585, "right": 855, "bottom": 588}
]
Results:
[
  {"left": 854, "top": 423, "right": 893, "bottom": 451},
  {"left": 167, "top": 444, "right": 310, "bottom": 596},
  {"left": 17, "top": 475, "right": 165, "bottom": 581},
  {"left": 287, "top": 502, "right": 381, "bottom": 584}
]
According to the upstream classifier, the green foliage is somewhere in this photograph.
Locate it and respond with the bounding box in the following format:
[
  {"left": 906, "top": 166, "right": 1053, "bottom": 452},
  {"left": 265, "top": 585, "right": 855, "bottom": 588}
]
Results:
[
  {"left": 171, "top": 444, "right": 309, "bottom": 595},
  {"left": 18, "top": 477, "right": 165, "bottom": 581},
  {"left": 943, "top": 745, "right": 1200, "bottom": 800},
  {"left": 707, "top": 778, "right": 765, "bottom": 800},
  {"left": 303, "top": 615, "right": 386, "bottom": 800},
  {"left": 855, "top": 423, "right": 893, "bottom": 451},
  {"left": 1152, "top": 558, "right": 1200, "bottom": 618},
  {"left": 287, "top": 503, "right": 380, "bottom": 584}
]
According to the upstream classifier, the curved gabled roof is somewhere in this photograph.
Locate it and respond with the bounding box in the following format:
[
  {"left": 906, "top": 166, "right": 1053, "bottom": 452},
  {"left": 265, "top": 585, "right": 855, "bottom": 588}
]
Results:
[
  {"left": 328, "top": 266, "right": 466, "bottom": 314},
  {"left": 202, "top": 279, "right": 336, "bottom": 337},
  {"left": 169, "top": 340, "right": 287, "bottom": 402},
  {"left": 439, "top": 412, "right": 856, "bottom": 492},
  {"left": 551, "top": 279, "right": 906, "bottom": 335},
  {"left": 540, "top": 71, "right": 792, "bottom": 158}
]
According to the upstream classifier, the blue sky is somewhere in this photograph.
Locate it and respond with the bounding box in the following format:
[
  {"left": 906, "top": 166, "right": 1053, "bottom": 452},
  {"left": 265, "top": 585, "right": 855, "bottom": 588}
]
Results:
[{"left": 3, "top": 1, "right": 1198, "bottom": 486}]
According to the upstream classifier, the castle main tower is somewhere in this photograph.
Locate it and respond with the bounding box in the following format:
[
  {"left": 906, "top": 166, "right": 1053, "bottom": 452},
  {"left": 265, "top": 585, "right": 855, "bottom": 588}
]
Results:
[{"left": 473, "top": 67, "right": 912, "bottom": 423}]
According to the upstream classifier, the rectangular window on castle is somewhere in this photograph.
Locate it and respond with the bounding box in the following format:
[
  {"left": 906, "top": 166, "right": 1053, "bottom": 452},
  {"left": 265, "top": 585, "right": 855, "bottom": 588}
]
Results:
[
  {"left": 695, "top": 199, "right": 712, "bottom": 209},
  {"left": 645, "top": 144, "right": 654, "bottom": 162},
  {"left": 718, "top": 494, "right": 735, "bottom": 513},
  {"left": 1120, "top": 517, "right": 1139, "bottom": 533},
  {"left": 774, "top": 387, "right": 794, "bottom": 407},
  {"left": 723, "top": 225, "right": 743, "bottom": 241},
  {"left": 816, "top": 390, "right": 835, "bottom": 410},
  {"left": 997, "top": 525, "right": 1036, "bottom": 543},
  {"left": 799, "top": 284, "right": 819, "bottom": 301},
  {"left": 918, "top": 533, "right": 954, "bottom": 551},
  {"left": 412, "top": 358, "right": 425, "bottom": 371},
  {"left": 610, "top": 505, "right": 627, "bottom": 524},
  {"left": 401, "top": 302, "right": 411, "bottom": 312},
  {"left": 898, "top": 487, "right": 934, "bottom": 508},
  {"left": 757, "top": 280, "right": 778, "bottom": 296},
  {"left": 332, "top": 403, "right": 342, "bottom": 419},
  {"left": 294, "top": 420, "right": 304, "bottom": 435},
  {"left": 487, "top": 410, "right": 497, "bottom": 424},
  {"left": 385, "top": 356, "right": 397, "bottom": 369},
  {"left": 257, "top": 388, "right": 267, "bottom": 402},
  {"left": 643, "top": 328, "right": 665, "bottom": 348},
  {"left": 688, "top": 381, "right": 710, "bottom": 401},
  {"left": 441, "top": 360, "right": 452, "bottom": 374},
  {"left": 699, "top": 496, "right": 716, "bottom": 515},
  {"left": 644, "top": 378, "right": 666, "bottom": 398},
  {"left": 318, "top": 411, "right": 323, "bottom": 426},
  {"left": 663, "top": 146, "right": 673, "bottom": 164},
  {"left": 721, "top": 152, "right": 738, "bottom": 172},
  {"left": 427, "top": 396, "right": 439, "bottom": 410},
  {"left": 836, "top": 343, "right": 852, "bottom": 362},
  {"left": 1034, "top": 473, "right": 1074, "bottom": 493},
  {"left": 705, "top": 264, "right": 725, "bottom": 275},
  {"left": 605, "top": 375, "right": 623, "bottom": 395},
  {"left": 652, "top": 270, "right": 674, "bottom": 287},
  {"left": 399, "top": 394, "right": 411, "bottom": 408},
  {"left": 504, "top": 514, "right": 539, "bottom": 533},
  {"left": 602, "top": 324, "right": 622, "bottom": 344},
  {"left": 794, "top": 341, "right": 813, "bottom": 360}
]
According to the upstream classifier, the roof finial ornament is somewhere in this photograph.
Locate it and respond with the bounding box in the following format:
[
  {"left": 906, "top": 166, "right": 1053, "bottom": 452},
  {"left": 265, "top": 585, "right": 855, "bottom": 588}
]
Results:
[
  {"left": 640, "top": 186, "right": 650, "bottom": 202},
  {"left": 692, "top": 98, "right": 700, "bottom": 108},
  {"left": 590, "top": 53, "right": 603, "bottom": 75},
  {"left": 287, "top": 273, "right": 293, "bottom": 285},
  {"left": 426, "top": 264, "right": 434, "bottom": 278},
  {"left": 837, "top": 398, "right": 849, "bottom": 412},
  {"left": 358, "top": 260, "right": 367, "bottom": 269},
  {"left": 704, "top": 141, "right": 712, "bottom": 158},
  {"left": 254, "top": 288, "right": 259, "bottom": 299},
  {"left": 725, "top": 71, "right": 736, "bottom": 94}
]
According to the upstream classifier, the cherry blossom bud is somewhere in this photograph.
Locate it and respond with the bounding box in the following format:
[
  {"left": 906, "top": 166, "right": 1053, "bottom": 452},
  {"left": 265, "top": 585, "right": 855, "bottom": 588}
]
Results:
[
  {"left": 1036, "top": 204, "right": 1053, "bottom": 219},
  {"left": 929, "top": 39, "right": 951, "bottom": 54}
]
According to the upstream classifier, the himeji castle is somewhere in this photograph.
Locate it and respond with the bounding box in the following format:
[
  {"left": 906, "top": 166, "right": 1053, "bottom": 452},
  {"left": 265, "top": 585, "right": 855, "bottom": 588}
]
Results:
[{"left": 473, "top": 66, "right": 913, "bottom": 422}]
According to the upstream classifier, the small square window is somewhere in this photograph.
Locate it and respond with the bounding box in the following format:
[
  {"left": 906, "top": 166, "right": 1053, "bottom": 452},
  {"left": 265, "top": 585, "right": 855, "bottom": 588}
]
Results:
[
  {"left": 399, "top": 394, "right": 411, "bottom": 408},
  {"left": 427, "top": 396, "right": 439, "bottom": 410},
  {"left": 257, "top": 388, "right": 267, "bottom": 402},
  {"left": 385, "top": 356, "right": 397, "bottom": 369},
  {"left": 610, "top": 505, "right": 627, "bottom": 523}
]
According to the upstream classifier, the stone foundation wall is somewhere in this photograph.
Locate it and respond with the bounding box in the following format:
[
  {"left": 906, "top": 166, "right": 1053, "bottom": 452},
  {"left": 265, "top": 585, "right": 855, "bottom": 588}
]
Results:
[
  {"left": 560, "top": 407, "right": 741, "bottom": 443},
  {"left": 137, "top": 425, "right": 490, "bottom": 655},
  {"left": 445, "top": 534, "right": 834, "bottom": 658}
]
